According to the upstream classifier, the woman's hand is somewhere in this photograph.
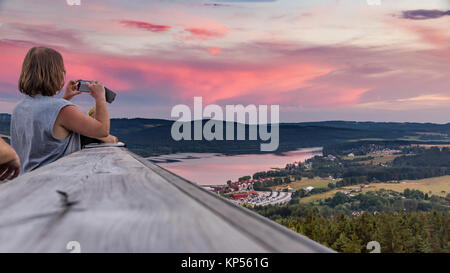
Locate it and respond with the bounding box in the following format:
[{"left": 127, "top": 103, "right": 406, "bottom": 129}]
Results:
[
  {"left": 63, "top": 80, "right": 82, "bottom": 101},
  {"left": 100, "top": 135, "right": 119, "bottom": 144},
  {"left": 0, "top": 155, "right": 20, "bottom": 181},
  {"left": 87, "top": 81, "right": 106, "bottom": 102}
]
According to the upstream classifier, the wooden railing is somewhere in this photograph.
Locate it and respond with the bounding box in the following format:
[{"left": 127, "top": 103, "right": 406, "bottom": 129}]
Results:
[{"left": 0, "top": 147, "right": 334, "bottom": 253}]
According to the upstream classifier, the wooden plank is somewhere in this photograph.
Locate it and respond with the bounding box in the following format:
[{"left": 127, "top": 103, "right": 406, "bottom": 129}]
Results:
[{"left": 0, "top": 147, "right": 334, "bottom": 253}]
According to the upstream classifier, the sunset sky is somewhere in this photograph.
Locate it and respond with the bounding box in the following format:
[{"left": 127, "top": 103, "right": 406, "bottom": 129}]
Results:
[{"left": 0, "top": 0, "right": 449, "bottom": 122}]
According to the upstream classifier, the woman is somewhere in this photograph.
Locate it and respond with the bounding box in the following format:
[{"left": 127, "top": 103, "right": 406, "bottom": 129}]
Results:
[{"left": 11, "top": 46, "right": 115, "bottom": 174}]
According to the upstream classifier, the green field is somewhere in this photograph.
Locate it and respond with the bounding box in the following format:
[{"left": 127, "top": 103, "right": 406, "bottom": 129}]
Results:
[
  {"left": 270, "top": 177, "right": 336, "bottom": 192},
  {"left": 358, "top": 154, "right": 404, "bottom": 165},
  {"left": 299, "top": 175, "right": 450, "bottom": 204}
]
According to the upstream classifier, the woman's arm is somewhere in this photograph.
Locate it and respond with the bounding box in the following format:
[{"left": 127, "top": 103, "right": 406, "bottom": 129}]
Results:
[
  {"left": 0, "top": 138, "right": 20, "bottom": 180},
  {"left": 89, "top": 81, "right": 110, "bottom": 136},
  {"left": 55, "top": 81, "right": 110, "bottom": 139}
]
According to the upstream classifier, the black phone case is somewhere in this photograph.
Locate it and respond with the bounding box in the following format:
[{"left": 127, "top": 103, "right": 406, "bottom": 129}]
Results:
[{"left": 105, "top": 88, "right": 116, "bottom": 104}]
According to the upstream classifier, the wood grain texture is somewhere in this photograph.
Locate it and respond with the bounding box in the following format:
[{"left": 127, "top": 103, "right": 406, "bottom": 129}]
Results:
[{"left": 0, "top": 147, "right": 334, "bottom": 253}]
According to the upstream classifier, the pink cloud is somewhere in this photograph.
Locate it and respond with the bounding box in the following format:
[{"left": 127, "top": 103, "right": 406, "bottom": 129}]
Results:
[
  {"left": 0, "top": 40, "right": 347, "bottom": 108},
  {"left": 383, "top": 16, "right": 450, "bottom": 63},
  {"left": 408, "top": 25, "right": 449, "bottom": 47},
  {"left": 184, "top": 27, "right": 227, "bottom": 40},
  {"left": 258, "top": 84, "right": 371, "bottom": 108},
  {"left": 0, "top": 41, "right": 32, "bottom": 90},
  {"left": 120, "top": 20, "right": 171, "bottom": 33},
  {"left": 0, "top": 31, "right": 444, "bottom": 112},
  {"left": 208, "top": 48, "right": 223, "bottom": 55}
]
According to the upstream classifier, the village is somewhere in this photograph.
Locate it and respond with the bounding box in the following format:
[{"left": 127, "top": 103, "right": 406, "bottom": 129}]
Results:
[{"left": 204, "top": 177, "right": 293, "bottom": 206}]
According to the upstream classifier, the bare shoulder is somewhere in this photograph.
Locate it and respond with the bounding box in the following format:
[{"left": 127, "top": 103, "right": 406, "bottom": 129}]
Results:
[
  {"left": 56, "top": 105, "right": 79, "bottom": 124},
  {"left": 53, "top": 105, "right": 79, "bottom": 139}
]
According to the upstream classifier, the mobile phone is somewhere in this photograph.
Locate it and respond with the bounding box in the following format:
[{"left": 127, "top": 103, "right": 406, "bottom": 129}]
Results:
[
  {"left": 76, "top": 80, "right": 91, "bottom": 92},
  {"left": 76, "top": 80, "right": 117, "bottom": 103}
]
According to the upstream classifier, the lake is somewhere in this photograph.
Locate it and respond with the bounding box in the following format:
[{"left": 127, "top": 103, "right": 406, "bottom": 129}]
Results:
[{"left": 147, "top": 147, "right": 322, "bottom": 185}]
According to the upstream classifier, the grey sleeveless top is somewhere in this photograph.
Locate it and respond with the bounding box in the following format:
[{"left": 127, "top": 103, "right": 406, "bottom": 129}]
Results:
[{"left": 11, "top": 94, "right": 81, "bottom": 174}]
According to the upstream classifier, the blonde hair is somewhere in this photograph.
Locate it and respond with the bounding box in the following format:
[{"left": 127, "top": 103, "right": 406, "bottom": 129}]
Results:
[
  {"left": 18, "top": 47, "right": 66, "bottom": 97},
  {"left": 88, "top": 107, "right": 96, "bottom": 118}
]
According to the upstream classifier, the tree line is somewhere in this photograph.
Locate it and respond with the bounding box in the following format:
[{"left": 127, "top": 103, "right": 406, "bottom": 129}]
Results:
[
  {"left": 250, "top": 189, "right": 449, "bottom": 253},
  {"left": 278, "top": 210, "right": 449, "bottom": 253}
]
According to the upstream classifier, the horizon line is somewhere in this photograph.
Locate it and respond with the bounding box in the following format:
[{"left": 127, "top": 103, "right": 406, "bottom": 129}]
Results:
[{"left": 2, "top": 113, "right": 449, "bottom": 125}]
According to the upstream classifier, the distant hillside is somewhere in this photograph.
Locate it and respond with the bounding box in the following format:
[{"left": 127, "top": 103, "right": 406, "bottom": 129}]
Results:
[
  {"left": 289, "top": 121, "right": 450, "bottom": 133},
  {"left": 1, "top": 113, "right": 449, "bottom": 157},
  {"left": 0, "top": 114, "right": 10, "bottom": 137}
]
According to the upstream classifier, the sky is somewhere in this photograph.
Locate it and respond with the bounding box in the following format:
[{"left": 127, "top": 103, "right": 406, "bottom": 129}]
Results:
[{"left": 0, "top": 0, "right": 449, "bottom": 123}]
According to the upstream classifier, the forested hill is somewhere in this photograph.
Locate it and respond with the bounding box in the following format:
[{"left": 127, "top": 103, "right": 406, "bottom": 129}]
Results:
[
  {"left": 1, "top": 113, "right": 449, "bottom": 157},
  {"left": 287, "top": 121, "right": 450, "bottom": 132}
]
